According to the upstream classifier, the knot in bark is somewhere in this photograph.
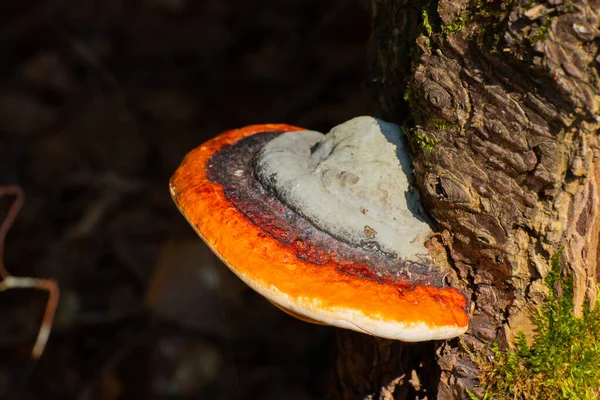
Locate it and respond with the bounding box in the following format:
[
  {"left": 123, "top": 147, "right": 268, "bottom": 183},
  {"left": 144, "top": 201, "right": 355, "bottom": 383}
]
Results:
[
  {"left": 424, "top": 172, "right": 473, "bottom": 205},
  {"left": 422, "top": 81, "right": 452, "bottom": 111}
]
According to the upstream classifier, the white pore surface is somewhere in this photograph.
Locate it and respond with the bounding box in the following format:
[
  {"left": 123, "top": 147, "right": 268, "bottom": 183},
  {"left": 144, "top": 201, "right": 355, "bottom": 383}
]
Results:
[
  {"left": 255, "top": 116, "right": 433, "bottom": 259},
  {"left": 258, "top": 280, "right": 467, "bottom": 341}
]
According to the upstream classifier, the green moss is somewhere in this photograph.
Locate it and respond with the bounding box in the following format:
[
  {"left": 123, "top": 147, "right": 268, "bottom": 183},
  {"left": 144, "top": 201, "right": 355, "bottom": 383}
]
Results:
[
  {"left": 527, "top": 1, "right": 580, "bottom": 46},
  {"left": 407, "top": 127, "right": 439, "bottom": 151},
  {"left": 442, "top": 14, "right": 469, "bottom": 34},
  {"left": 527, "top": 11, "right": 558, "bottom": 45},
  {"left": 467, "top": 0, "right": 513, "bottom": 22},
  {"left": 429, "top": 119, "right": 458, "bottom": 130},
  {"left": 428, "top": 0, "right": 524, "bottom": 42},
  {"left": 564, "top": 2, "right": 576, "bottom": 13},
  {"left": 468, "top": 250, "right": 600, "bottom": 399},
  {"left": 419, "top": 1, "right": 436, "bottom": 52},
  {"left": 415, "top": 133, "right": 438, "bottom": 151},
  {"left": 421, "top": 6, "right": 434, "bottom": 38},
  {"left": 530, "top": 21, "right": 551, "bottom": 43},
  {"left": 464, "top": 0, "right": 518, "bottom": 49}
]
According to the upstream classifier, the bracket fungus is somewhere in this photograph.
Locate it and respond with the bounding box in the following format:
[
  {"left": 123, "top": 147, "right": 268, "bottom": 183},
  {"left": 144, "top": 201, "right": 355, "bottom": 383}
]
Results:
[{"left": 170, "top": 116, "right": 469, "bottom": 342}]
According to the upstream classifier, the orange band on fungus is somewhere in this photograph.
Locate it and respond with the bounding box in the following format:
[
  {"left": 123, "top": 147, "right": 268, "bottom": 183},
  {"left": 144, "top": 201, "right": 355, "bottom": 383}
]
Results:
[{"left": 170, "top": 124, "right": 469, "bottom": 340}]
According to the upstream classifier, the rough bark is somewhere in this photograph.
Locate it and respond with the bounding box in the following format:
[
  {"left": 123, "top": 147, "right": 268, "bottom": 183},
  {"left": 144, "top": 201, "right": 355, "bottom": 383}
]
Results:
[{"left": 336, "top": 0, "right": 600, "bottom": 398}]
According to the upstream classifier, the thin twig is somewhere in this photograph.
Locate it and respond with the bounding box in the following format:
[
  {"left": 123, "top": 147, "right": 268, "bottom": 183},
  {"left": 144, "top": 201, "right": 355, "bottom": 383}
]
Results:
[
  {"left": 0, "top": 185, "right": 24, "bottom": 277},
  {"left": 0, "top": 185, "right": 59, "bottom": 359}
]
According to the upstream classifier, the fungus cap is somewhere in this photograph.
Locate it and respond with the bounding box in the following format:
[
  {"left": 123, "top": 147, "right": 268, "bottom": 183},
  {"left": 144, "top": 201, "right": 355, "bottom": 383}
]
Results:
[{"left": 170, "top": 117, "right": 469, "bottom": 342}]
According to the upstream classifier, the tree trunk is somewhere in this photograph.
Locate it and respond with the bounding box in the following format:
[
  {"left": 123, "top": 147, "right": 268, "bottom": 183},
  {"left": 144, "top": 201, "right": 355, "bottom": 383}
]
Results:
[{"left": 336, "top": 0, "right": 600, "bottom": 398}]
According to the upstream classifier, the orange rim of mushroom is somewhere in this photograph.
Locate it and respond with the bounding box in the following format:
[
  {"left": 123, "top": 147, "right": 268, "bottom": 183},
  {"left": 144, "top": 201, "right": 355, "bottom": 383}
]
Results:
[{"left": 170, "top": 124, "right": 469, "bottom": 340}]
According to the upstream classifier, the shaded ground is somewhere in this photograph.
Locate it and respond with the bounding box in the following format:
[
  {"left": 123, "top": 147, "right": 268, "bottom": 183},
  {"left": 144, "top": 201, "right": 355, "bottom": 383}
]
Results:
[{"left": 0, "top": 1, "right": 371, "bottom": 398}]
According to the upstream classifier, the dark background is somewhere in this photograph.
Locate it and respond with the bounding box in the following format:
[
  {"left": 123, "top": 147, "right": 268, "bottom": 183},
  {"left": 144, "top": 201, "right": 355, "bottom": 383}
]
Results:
[{"left": 0, "top": 0, "right": 371, "bottom": 399}]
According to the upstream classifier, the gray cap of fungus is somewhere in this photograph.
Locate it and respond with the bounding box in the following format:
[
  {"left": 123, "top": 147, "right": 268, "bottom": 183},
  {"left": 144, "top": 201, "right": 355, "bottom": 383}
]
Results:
[{"left": 254, "top": 116, "right": 433, "bottom": 260}]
